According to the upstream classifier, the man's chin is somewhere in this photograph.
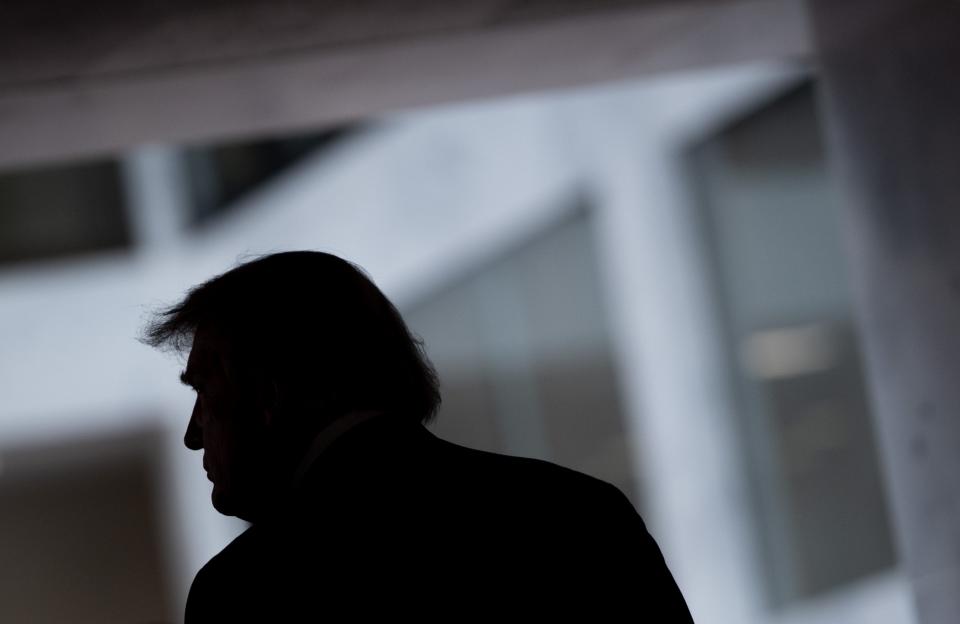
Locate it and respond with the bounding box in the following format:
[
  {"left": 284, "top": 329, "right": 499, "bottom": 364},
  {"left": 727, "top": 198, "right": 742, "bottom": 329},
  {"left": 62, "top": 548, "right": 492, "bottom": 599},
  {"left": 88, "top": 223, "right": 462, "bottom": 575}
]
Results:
[
  {"left": 211, "top": 486, "right": 257, "bottom": 522},
  {"left": 210, "top": 485, "right": 237, "bottom": 514}
]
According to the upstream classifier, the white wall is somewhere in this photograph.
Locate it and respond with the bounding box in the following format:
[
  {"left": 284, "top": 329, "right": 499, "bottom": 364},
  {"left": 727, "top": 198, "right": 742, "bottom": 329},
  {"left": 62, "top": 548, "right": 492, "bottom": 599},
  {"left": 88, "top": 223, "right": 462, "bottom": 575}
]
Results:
[{"left": 0, "top": 63, "right": 914, "bottom": 623}]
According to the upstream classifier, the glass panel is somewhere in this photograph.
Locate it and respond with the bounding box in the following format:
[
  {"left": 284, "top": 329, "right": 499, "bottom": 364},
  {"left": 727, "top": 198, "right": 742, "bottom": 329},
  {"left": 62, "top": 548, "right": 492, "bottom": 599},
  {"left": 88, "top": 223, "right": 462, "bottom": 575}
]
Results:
[
  {"left": 182, "top": 126, "right": 356, "bottom": 224},
  {"left": 687, "top": 82, "right": 897, "bottom": 606},
  {"left": 0, "top": 157, "right": 128, "bottom": 266},
  {"left": 403, "top": 205, "right": 640, "bottom": 508}
]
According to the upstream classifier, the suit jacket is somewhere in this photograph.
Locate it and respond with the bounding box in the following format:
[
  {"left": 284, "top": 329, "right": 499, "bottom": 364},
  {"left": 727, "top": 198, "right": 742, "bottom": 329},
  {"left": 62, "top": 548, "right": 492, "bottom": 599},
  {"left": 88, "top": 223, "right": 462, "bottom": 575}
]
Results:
[{"left": 185, "top": 414, "right": 694, "bottom": 621}]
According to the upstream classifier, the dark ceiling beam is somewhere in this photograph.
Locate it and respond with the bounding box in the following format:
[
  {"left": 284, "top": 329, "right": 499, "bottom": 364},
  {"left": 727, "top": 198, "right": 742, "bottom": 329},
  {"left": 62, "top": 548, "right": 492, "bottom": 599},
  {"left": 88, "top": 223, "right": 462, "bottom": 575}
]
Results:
[{"left": 0, "top": 0, "right": 808, "bottom": 168}]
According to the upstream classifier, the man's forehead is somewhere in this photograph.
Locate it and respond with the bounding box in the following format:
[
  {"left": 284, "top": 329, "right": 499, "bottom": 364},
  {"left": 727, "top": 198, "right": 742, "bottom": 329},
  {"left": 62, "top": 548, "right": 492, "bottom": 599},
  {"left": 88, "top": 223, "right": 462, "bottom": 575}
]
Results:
[
  {"left": 185, "top": 325, "right": 235, "bottom": 379},
  {"left": 185, "top": 328, "right": 217, "bottom": 375}
]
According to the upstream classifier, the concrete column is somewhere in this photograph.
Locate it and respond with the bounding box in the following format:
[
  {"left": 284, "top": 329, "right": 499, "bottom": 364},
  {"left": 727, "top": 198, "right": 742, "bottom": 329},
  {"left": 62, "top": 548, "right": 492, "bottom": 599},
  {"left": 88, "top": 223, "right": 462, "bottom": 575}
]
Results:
[
  {"left": 121, "top": 144, "right": 191, "bottom": 254},
  {"left": 808, "top": 2, "right": 960, "bottom": 622}
]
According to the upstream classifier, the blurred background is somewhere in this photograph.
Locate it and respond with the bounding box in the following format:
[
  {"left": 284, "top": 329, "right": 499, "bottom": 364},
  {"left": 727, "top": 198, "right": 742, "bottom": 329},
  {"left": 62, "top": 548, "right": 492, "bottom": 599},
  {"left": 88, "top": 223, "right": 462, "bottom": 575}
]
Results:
[{"left": 1, "top": 1, "right": 955, "bottom": 623}]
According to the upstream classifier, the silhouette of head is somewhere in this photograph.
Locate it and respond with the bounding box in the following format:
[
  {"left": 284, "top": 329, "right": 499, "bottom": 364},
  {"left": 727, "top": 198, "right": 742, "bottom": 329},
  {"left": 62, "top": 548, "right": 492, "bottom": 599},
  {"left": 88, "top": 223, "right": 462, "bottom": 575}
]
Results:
[{"left": 142, "top": 251, "right": 440, "bottom": 521}]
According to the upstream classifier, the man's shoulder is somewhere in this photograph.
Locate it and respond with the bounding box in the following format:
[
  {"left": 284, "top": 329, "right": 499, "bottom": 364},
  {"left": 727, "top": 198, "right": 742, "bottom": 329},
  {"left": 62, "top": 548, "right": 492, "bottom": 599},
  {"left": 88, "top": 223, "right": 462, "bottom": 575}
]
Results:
[
  {"left": 184, "top": 529, "right": 247, "bottom": 621},
  {"left": 189, "top": 527, "right": 252, "bottom": 580},
  {"left": 430, "top": 435, "right": 633, "bottom": 511}
]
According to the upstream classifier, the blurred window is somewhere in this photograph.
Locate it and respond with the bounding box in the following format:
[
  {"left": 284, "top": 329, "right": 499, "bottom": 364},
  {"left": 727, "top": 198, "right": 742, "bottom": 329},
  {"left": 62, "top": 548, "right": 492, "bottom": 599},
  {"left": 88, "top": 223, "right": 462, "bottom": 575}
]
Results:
[
  {"left": 182, "top": 126, "right": 355, "bottom": 225},
  {"left": 0, "top": 157, "right": 129, "bottom": 266},
  {"left": 687, "top": 82, "right": 896, "bottom": 606},
  {"left": 403, "top": 205, "right": 641, "bottom": 508}
]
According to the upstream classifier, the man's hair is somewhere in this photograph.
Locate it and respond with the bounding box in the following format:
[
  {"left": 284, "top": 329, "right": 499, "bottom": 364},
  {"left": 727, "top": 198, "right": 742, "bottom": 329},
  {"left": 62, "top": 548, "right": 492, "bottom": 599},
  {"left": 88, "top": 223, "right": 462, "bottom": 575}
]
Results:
[{"left": 142, "top": 251, "right": 441, "bottom": 424}]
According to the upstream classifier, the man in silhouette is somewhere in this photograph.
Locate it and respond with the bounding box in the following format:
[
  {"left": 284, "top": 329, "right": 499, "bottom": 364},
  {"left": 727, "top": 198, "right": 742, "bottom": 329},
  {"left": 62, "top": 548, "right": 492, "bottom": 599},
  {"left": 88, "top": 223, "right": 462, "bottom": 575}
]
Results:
[{"left": 145, "top": 251, "right": 693, "bottom": 621}]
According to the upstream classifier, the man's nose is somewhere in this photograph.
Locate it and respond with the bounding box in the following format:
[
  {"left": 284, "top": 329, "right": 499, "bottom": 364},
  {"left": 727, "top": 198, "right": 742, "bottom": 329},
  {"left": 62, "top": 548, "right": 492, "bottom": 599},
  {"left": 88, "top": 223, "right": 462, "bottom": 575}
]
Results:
[{"left": 184, "top": 399, "right": 203, "bottom": 451}]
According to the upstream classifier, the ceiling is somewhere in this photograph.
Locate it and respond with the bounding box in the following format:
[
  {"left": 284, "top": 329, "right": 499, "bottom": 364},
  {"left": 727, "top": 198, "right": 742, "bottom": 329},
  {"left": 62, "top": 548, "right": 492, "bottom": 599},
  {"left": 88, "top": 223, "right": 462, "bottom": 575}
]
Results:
[{"left": 0, "top": 0, "right": 809, "bottom": 167}]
